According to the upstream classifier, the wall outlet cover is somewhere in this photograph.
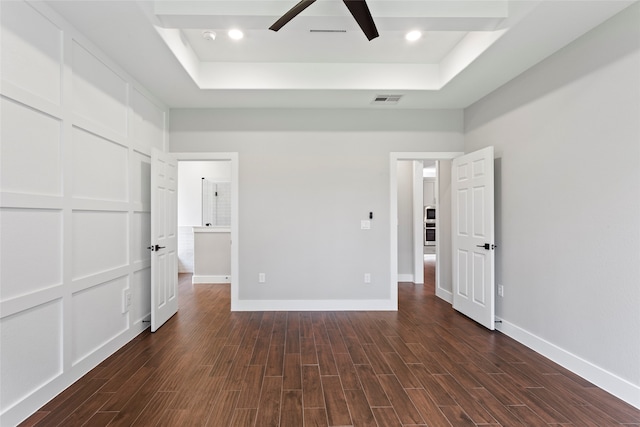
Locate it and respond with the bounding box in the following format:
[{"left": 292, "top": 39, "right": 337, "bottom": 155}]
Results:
[{"left": 123, "top": 289, "right": 132, "bottom": 313}]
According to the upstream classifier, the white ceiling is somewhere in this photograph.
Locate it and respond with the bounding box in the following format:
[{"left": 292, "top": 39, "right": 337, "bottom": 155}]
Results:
[
  {"left": 181, "top": 28, "right": 470, "bottom": 64},
  {"left": 45, "top": 0, "right": 635, "bottom": 109}
]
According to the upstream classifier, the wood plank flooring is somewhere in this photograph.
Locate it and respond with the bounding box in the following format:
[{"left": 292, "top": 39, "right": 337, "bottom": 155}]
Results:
[{"left": 22, "top": 257, "right": 640, "bottom": 426}]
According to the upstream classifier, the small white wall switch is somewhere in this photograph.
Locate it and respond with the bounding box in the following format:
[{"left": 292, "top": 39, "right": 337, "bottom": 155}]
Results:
[
  {"left": 259, "top": 273, "right": 266, "bottom": 283},
  {"left": 497, "top": 285, "right": 504, "bottom": 297},
  {"left": 364, "top": 273, "right": 371, "bottom": 283},
  {"left": 361, "top": 220, "right": 371, "bottom": 230}
]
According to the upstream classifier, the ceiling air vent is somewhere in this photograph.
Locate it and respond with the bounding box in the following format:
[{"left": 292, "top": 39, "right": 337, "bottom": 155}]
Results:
[
  {"left": 309, "top": 29, "right": 347, "bottom": 33},
  {"left": 372, "top": 95, "right": 403, "bottom": 105}
]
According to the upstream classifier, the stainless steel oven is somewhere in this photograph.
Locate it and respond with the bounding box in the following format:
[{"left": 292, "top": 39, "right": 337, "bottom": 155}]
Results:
[
  {"left": 424, "top": 223, "right": 436, "bottom": 246},
  {"left": 424, "top": 206, "right": 436, "bottom": 246},
  {"left": 424, "top": 206, "right": 436, "bottom": 222}
]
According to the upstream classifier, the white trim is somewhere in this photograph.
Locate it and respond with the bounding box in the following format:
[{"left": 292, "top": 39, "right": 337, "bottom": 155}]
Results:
[
  {"left": 398, "top": 274, "right": 415, "bottom": 282},
  {"left": 412, "top": 161, "right": 424, "bottom": 285},
  {"left": 192, "top": 275, "right": 231, "bottom": 284},
  {"left": 436, "top": 288, "right": 453, "bottom": 303},
  {"left": 434, "top": 161, "right": 442, "bottom": 298},
  {"left": 171, "top": 152, "right": 239, "bottom": 310},
  {"left": 392, "top": 152, "right": 466, "bottom": 161},
  {"left": 389, "top": 160, "right": 400, "bottom": 310},
  {"left": 390, "top": 152, "right": 463, "bottom": 306},
  {"left": 233, "top": 299, "right": 396, "bottom": 312},
  {"left": 496, "top": 317, "right": 640, "bottom": 410},
  {"left": 0, "top": 324, "right": 147, "bottom": 426}
]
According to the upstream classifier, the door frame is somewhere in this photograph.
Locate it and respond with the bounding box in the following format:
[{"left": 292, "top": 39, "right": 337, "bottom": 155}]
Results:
[
  {"left": 412, "top": 160, "right": 424, "bottom": 285},
  {"left": 390, "top": 152, "right": 463, "bottom": 306},
  {"left": 173, "top": 152, "right": 239, "bottom": 310}
]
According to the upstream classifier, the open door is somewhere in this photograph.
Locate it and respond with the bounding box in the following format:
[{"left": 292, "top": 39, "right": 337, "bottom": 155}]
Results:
[
  {"left": 150, "top": 148, "right": 178, "bottom": 332},
  {"left": 452, "top": 147, "right": 496, "bottom": 330}
]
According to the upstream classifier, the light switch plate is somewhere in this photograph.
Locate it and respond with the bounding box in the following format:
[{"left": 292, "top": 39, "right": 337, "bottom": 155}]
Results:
[{"left": 361, "top": 220, "right": 371, "bottom": 230}]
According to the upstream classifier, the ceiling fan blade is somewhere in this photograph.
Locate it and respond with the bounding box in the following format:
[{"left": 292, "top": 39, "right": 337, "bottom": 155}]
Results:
[
  {"left": 270, "top": 0, "right": 317, "bottom": 32},
  {"left": 343, "top": 0, "right": 379, "bottom": 40}
]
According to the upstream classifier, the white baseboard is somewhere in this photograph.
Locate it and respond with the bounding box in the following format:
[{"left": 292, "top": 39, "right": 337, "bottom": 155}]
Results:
[
  {"left": 192, "top": 275, "right": 231, "bottom": 284},
  {"left": 435, "top": 287, "right": 453, "bottom": 303},
  {"left": 1, "top": 324, "right": 148, "bottom": 426},
  {"left": 232, "top": 299, "right": 396, "bottom": 311},
  {"left": 398, "top": 274, "right": 414, "bottom": 282},
  {"left": 496, "top": 317, "right": 640, "bottom": 410}
]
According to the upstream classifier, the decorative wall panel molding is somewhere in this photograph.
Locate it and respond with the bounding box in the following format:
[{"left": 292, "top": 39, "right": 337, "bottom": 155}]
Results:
[
  {"left": 0, "top": 98, "right": 62, "bottom": 196},
  {"left": 0, "top": 208, "right": 63, "bottom": 301},
  {"left": 71, "top": 41, "right": 127, "bottom": 136},
  {"left": 0, "top": 1, "right": 62, "bottom": 104},
  {"left": 0, "top": 300, "right": 63, "bottom": 413},
  {"left": 0, "top": 1, "right": 168, "bottom": 424}
]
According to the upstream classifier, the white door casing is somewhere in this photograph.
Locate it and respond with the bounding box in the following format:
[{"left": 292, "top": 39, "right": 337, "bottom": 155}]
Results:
[
  {"left": 413, "top": 160, "right": 425, "bottom": 285},
  {"left": 151, "top": 148, "right": 178, "bottom": 332},
  {"left": 389, "top": 152, "right": 463, "bottom": 307},
  {"left": 452, "top": 147, "right": 496, "bottom": 330}
]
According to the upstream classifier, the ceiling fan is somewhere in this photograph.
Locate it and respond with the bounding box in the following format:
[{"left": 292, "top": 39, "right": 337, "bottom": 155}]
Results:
[{"left": 269, "top": 0, "right": 379, "bottom": 41}]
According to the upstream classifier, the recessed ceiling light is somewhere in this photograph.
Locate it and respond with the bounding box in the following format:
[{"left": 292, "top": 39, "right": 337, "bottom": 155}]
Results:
[
  {"left": 228, "top": 29, "right": 244, "bottom": 40},
  {"left": 202, "top": 31, "right": 216, "bottom": 41},
  {"left": 405, "top": 30, "right": 422, "bottom": 42}
]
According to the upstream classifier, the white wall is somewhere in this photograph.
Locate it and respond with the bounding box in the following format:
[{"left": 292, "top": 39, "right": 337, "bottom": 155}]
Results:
[
  {"left": 464, "top": 3, "right": 640, "bottom": 407},
  {"left": 170, "top": 109, "right": 464, "bottom": 309},
  {"left": 0, "top": 2, "right": 168, "bottom": 424},
  {"left": 423, "top": 178, "right": 435, "bottom": 206}
]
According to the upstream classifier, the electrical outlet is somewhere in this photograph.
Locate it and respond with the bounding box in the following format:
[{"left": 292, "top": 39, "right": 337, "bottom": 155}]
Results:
[
  {"left": 497, "top": 285, "right": 504, "bottom": 297},
  {"left": 259, "top": 273, "right": 266, "bottom": 283},
  {"left": 123, "top": 289, "right": 132, "bottom": 313},
  {"left": 364, "top": 273, "right": 371, "bottom": 283}
]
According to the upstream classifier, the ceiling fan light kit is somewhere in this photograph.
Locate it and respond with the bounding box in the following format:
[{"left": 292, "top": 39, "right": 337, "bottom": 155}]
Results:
[{"left": 270, "top": 0, "right": 379, "bottom": 41}]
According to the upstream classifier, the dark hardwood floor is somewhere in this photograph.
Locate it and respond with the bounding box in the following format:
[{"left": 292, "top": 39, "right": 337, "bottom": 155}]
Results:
[{"left": 22, "top": 256, "right": 640, "bottom": 426}]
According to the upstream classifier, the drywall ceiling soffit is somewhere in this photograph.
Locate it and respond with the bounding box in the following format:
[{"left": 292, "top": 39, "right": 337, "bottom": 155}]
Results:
[
  {"left": 42, "top": 0, "right": 638, "bottom": 109},
  {"left": 150, "top": 0, "right": 511, "bottom": 91}
]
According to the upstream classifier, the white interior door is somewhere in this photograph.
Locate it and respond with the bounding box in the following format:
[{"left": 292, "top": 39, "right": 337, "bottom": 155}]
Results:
[
  {"left": 452, "top": 146, "right": 496, "bottom": 330},
  {"left": 151, "top": 148, "right": 178, "bottom": 332}
]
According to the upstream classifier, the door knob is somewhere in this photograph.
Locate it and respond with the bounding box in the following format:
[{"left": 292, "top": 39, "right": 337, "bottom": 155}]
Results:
[
  {"left": 476, "top": 243, "right": 496, "bottom": 250},
  {"left": 147, "top": 244, "right": 166, "bottom": 251}
]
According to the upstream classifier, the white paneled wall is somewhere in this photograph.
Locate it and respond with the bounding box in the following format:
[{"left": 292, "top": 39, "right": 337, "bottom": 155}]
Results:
[{"left": 0, "top": 1, "right": 168, "bottom": 424}]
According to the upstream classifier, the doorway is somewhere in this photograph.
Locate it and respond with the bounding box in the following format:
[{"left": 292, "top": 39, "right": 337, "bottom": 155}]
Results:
[
  {"left": 390, "top": 152, "right": 462, "bottom": 305},
  {"left": 173, "top": 152, "right": 239, "bottom": 309},
  {"left": 423, "top": 160, "right": 437, "bottom": 291},
  {"left": 177, "top": 160, "right": 231, "bottom": 282}
]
